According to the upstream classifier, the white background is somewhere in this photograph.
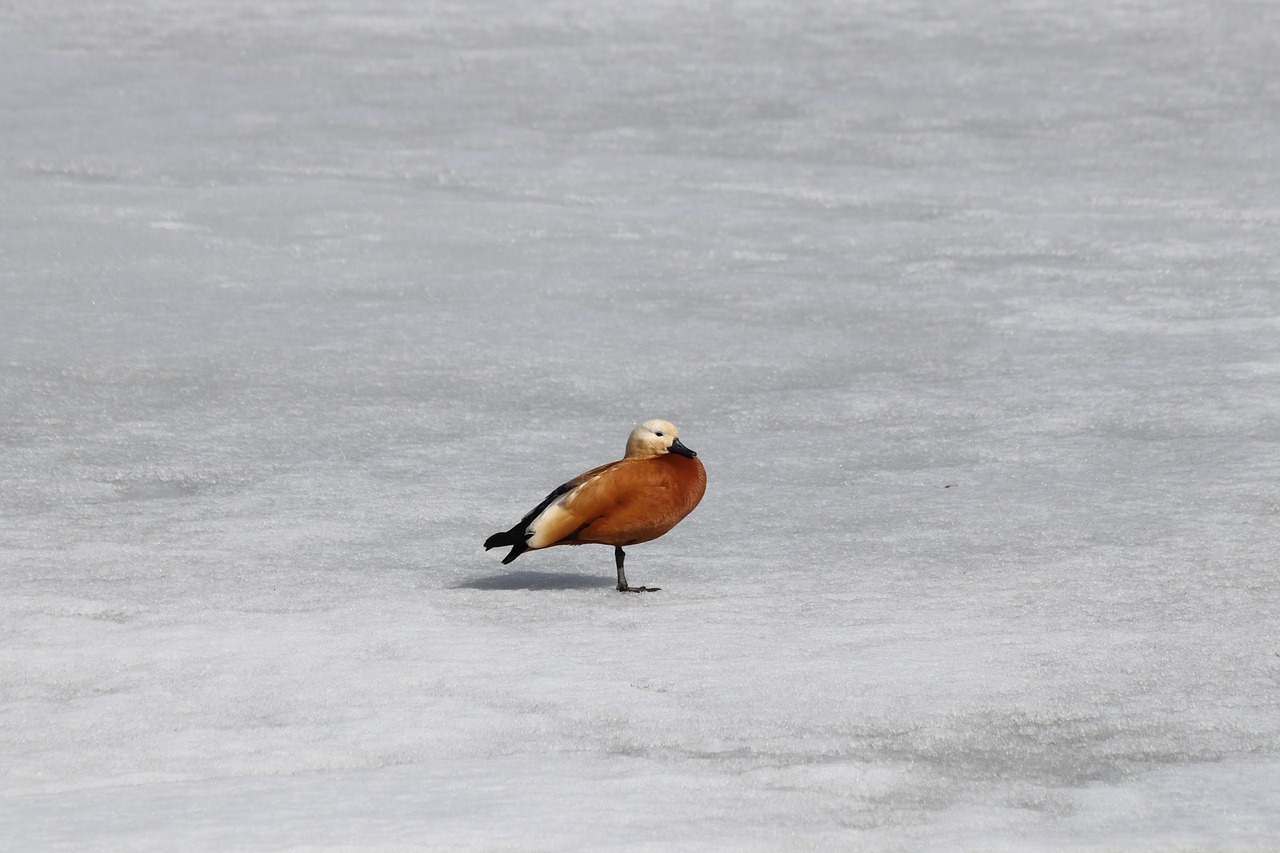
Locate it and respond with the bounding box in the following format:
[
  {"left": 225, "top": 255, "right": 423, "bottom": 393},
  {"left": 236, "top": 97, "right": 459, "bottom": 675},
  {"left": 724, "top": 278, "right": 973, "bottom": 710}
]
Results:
[{"left": 2, "top": 0, "right": 1278, "bottom": 849}]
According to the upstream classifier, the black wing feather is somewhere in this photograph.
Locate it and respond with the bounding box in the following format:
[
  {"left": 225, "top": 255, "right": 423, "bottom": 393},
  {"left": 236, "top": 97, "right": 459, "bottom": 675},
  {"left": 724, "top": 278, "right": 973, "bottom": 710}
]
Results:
[{"left": 483, "top": 479, "right": 576, "bottom": 563}]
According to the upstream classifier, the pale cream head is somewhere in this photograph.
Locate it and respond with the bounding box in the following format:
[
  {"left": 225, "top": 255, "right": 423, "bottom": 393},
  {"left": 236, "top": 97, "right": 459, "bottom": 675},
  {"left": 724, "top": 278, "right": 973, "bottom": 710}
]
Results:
[{"left": 624, "top": 419, "right": 689, "bottom": 459}]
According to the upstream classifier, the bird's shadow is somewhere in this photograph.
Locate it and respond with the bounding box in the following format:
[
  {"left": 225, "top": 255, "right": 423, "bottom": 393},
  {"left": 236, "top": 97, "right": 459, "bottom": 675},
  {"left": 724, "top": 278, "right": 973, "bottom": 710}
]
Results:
[{"left": 454, "top": 570, "right": 614, "bottom": 591}]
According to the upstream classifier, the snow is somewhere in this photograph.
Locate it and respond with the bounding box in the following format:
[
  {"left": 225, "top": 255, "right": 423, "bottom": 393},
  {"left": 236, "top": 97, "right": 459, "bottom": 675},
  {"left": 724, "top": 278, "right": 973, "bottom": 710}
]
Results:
[{"left": 2, "top": 0, "right": 1279, "bottom": 849}]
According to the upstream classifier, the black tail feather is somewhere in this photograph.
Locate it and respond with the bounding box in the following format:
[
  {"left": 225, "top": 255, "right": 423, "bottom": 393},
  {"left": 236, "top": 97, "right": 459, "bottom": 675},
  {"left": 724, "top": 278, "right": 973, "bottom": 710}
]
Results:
[
  {"left": 484, "top": 527, "right": 530, "bottom": 565},
  {"left": 484, "top": 530, "right": 517, "bottom": 551},
  {"left": 487, "top": 480, "right": 573, "bottom": 566}
]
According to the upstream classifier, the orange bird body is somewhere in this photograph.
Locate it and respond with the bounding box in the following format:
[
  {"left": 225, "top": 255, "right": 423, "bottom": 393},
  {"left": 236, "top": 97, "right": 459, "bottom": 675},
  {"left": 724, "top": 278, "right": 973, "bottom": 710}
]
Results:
[{"left": 484, "top": 419, "right": 706, "bottom": 592}]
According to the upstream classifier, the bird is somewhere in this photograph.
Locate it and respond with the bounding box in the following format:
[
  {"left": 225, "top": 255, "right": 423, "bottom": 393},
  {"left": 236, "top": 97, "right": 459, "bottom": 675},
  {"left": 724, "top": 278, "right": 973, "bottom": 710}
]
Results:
[{"left": 484, "top": 419, "right": 706, "bottom": 592}]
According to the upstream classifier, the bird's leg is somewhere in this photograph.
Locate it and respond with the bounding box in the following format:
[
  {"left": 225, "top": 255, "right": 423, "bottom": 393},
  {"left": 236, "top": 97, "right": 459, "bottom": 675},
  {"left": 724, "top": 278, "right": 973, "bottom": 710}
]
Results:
[
  {"left": 615, "top": 546, "right": 659, "bottom": 593},
  {"left": 614, "top": 546, "right": 629, "bottom": 590}
]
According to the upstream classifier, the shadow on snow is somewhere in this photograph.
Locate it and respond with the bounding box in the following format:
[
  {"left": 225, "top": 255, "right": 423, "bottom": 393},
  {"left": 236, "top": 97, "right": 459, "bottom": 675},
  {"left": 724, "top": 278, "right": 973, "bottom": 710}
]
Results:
[{"left": 455, "top": 570, "right": 614, "bottom": 591}]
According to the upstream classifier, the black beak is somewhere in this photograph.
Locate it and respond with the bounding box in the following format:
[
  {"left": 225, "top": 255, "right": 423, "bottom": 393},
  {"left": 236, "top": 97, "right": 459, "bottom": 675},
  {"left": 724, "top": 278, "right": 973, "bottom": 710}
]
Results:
[{"left": 669, "top": 437, "right": 696, "bottom": 458}]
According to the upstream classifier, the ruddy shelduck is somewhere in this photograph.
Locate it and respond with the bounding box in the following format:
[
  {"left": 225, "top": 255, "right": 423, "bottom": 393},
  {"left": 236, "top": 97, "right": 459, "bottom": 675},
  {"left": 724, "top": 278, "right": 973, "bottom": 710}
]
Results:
[{"left": 484, "top": 419, "right": 707, "bottom": 592}]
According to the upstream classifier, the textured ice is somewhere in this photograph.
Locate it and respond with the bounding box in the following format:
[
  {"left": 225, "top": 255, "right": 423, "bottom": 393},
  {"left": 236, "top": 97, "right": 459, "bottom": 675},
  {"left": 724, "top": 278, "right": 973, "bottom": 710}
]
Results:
[{"left": 2, "top": 0, "right": 1279, "bottom": 849}]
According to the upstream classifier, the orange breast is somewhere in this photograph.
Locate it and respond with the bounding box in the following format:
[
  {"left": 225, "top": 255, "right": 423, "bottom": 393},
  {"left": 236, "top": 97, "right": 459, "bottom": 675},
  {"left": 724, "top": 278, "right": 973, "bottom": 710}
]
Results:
[{"left": 559, "top": 454, "right": 706, "bottom": 548}]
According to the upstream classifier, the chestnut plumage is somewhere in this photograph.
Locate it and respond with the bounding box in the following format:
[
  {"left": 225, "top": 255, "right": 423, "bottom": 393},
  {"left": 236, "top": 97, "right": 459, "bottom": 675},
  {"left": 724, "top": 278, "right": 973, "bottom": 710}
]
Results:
[{"left": 484, "top": 419, "right": 706, "bottom": 592}]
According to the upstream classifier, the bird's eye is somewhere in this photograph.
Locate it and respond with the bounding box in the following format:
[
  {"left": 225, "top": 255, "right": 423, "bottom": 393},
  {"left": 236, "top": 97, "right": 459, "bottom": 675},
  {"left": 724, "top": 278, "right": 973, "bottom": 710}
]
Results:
[{"left": 655, "top": 431, "right": 664, "bottom": 437}]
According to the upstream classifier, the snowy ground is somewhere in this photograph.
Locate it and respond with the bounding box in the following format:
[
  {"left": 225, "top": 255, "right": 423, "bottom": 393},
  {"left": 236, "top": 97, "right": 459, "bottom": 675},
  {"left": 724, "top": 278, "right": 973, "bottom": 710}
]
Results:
[{"left": 3, "top": 0, "right": 1279, "bottom": 849}]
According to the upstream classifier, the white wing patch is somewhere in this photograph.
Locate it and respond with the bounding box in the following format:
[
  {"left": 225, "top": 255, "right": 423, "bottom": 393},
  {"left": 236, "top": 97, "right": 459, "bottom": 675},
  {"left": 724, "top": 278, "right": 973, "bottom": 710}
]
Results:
[
  {"left": 524, "top": 469, "right": 606, "bottom": 549},
  {"left": 526, "top": 502, "right": 575, "bottom": 549}
]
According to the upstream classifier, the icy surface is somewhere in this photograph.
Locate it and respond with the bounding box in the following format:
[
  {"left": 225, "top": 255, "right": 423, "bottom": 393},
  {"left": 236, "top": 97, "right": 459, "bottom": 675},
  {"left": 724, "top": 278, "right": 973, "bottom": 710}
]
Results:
[{"left": 3, "top": 0, "right": 1279, "bottom": 849}]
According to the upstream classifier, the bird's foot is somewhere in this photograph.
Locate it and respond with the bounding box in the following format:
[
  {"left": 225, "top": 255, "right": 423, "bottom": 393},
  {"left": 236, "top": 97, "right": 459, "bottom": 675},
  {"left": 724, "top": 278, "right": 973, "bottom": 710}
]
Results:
[{"left": 617, "top": 584, "right": 661, "bottom": 593}]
